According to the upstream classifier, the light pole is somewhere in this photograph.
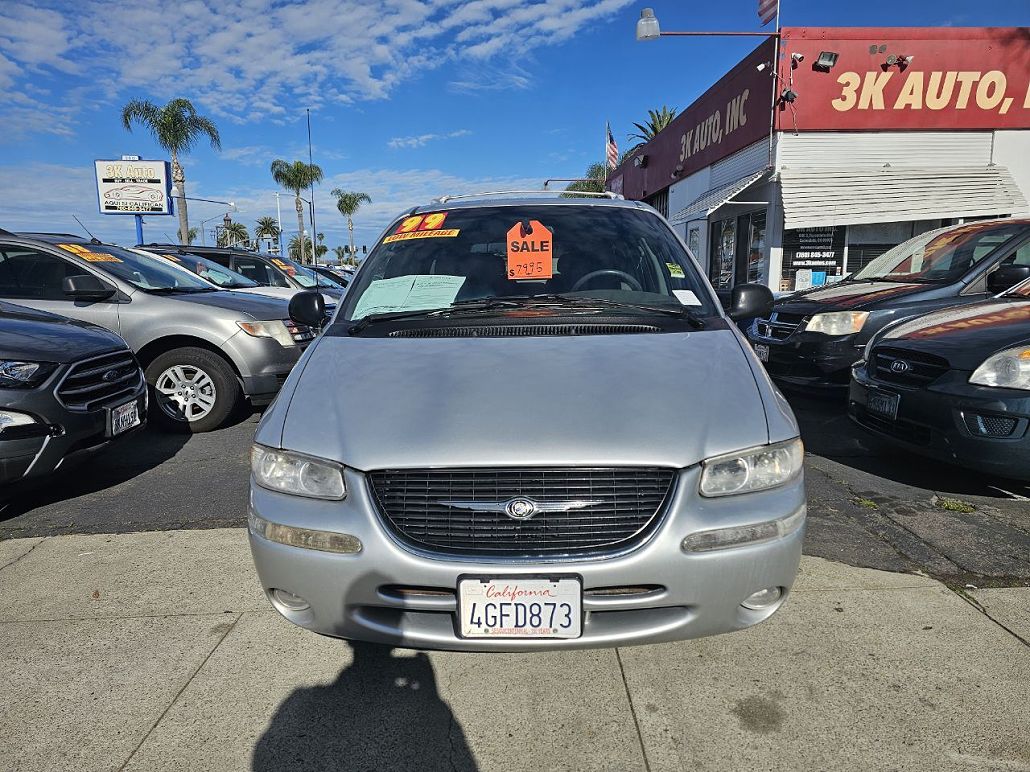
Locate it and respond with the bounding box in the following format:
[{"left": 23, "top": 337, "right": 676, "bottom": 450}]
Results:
[
  {"left": 169, "top": 186, "right": 237, "bottom": 244},
  {"left": 199, "top": 212, "right": 233, "bottom": 245},
  {"left": 635, "top": 7, "right": 779, "bottom": 39},
  {"left": 273, "top": 192, "right": 284, "bottom": 255}
]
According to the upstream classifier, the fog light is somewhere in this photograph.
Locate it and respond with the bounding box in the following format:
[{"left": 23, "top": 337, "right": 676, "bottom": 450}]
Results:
[
  {"left": 249, "top": 512, "right": 362, "bottom": 554},
  {"left": 271, "top": 588, "right": 310, "bottom": 611},
  {"left": 742, "top": 586, "right": 782, "bottom": 610}
]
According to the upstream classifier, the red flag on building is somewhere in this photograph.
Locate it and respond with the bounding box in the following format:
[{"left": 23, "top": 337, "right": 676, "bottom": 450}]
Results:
[{"left": 758, "top": 0, "right": 777, "bottom": 25}]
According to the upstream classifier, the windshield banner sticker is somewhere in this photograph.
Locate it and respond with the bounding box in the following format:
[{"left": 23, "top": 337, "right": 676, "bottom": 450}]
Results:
[
  {"left": 506, "top": 220, "right": 553, "bottom": 280},
  {"left": 56, "top": 243, "right": 123, "bottom": 262},
  {"left": 383, "top": 212, "right": 461, "bottom": 244}
]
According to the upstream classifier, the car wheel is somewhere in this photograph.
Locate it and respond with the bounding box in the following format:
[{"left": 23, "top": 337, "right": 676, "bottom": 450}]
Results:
[{"left": 145, "top": 347, "right": 241, "bottom": 433}]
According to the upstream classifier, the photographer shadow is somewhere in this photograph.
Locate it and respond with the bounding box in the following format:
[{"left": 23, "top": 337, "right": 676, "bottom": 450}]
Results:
[{"left": 253, "top": 638, "right": 477, "bottom": 770}]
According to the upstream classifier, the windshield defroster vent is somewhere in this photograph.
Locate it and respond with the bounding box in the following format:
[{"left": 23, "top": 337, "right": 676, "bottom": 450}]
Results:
[{"left": 388, "top": 324, "right": 662, "bottom": 338}]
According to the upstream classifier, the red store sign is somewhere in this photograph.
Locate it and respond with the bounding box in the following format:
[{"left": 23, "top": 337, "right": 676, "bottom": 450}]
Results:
[{"left": 779, "top": 27, "right": 1030, "bottom": 131}]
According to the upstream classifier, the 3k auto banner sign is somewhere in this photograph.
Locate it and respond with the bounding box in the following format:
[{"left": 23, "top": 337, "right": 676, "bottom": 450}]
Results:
[{"left": 778, "top": 27, "right": 1030, "bottom": 131}]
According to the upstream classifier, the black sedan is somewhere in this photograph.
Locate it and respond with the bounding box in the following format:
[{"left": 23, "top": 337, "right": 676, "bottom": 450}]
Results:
[
  {"left": 1, "top": 301, "right": 147, "bottom": 489},
  {"left": 749, "top": 219, "right": 1030, "bottom": 389},
  {"left": 849, "top": 277, "right": 1030, "bottom": 480}
]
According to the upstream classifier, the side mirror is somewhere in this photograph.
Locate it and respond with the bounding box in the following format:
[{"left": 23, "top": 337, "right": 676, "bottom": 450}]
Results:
[
  {"left": 288, "top": 290, "right": 327, "bottom": 329},
  {"left": 987, "top": 264, "right": 1030, "bottom": 295},
  {"left": 728, "top": 282, "right": 774, "bottom": 321},
  {"left": 62, "top": 274, "right": 115, "bottom": 301}
]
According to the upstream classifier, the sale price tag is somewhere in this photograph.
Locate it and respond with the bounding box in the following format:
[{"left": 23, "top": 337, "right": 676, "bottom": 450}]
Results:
[{"left": 506, "top": 220, "right": 553, "bottom": 280}]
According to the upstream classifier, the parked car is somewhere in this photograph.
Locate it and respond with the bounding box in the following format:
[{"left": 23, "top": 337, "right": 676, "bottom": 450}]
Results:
[
  {"left": 132, "top": 248, "right": 339, "bottom": 309},
  {"left": 1, "top": 300, "right": 146, "bottom": 488},
  {"left": 307, "top": 264, "right": 350, "bottom": 288},
  {"left": 139, "top": 244, "right": 346, "bottom": 300},
  {"left": 849, "top": 271, "right": 1030, "bottom": 480},
  {"left": 0, "top": 232, "right": 316, "bottom": 432},
  {"left": 248, "top": 194, "right": 803, "bottom": 651},
  {"left": 748, "top": 219, "right": 1030, "bottom": 389}
]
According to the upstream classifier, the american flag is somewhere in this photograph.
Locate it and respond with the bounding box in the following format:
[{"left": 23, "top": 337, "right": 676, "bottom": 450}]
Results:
[
  {"left": 758, "top": 0, "right": 777, "bottom": 25},
  {"left": 606, "top": 123, "right": 619, "bottom": 169}
]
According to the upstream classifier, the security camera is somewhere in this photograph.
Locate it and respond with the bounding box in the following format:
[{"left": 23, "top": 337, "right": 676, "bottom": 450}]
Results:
[
  {"left": 791, "top": 52, "right": 804, "bottom": 63},
  {"left": 756, "top": 62, "right": 768, "bottom": 72}
]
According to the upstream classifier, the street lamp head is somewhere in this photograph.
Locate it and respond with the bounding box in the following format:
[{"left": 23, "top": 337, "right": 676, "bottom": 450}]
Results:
[
  {"left": 170, "top": 185, "right": 180, "bottom": 197},
  {"left": 636, "top": 8, "right": 660, "bottom": 42},
  {"left": 229, "top": 201, "right": 237, "bottom": 211}
]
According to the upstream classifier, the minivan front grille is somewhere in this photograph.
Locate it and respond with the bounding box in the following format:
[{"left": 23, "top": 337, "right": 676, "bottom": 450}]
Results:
[
  {"left": 368, "top": 467, "right": 676, "bottom": 558},
  {"left": 870, "top": 347, "right": 950, "bottom": 387},
  {"left": 388, "top": 324, "right": 661, "bottom": 338},
  {"left": 56, "top": 350, "right": 142, "bottom": 412}
]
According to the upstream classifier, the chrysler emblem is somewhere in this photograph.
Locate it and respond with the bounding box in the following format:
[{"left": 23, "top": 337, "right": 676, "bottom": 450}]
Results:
[
  {"left": 890, "top": 360, "right": 911, "bottom": 374},
  {"left": 440, "top": 497, "right": 604, "bottom": 520}
]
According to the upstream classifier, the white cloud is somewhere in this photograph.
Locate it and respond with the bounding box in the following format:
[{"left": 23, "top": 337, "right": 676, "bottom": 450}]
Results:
[
  {"left": 0, "top": 0, "right": 634, "bottom": 135},
  {"left": 387, "top": 129, "right": 471, "bottom": 149}
]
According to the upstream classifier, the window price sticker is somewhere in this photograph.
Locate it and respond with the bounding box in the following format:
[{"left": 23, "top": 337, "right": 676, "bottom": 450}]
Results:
[{"left": 506, "top": 220, "right": 553, "bottom": 280}]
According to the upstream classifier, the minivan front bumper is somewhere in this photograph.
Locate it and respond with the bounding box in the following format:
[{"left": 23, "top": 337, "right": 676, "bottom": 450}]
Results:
[{"left": 248, "top": 466, "right": 805, "bottom": 651}]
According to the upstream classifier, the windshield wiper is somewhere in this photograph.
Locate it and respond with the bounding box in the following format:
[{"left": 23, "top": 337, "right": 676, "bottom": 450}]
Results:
[
  {"left": 144, "top": 286, "right": 217, "bottom": 294},
  {"left": 515, "top": 294, "right": 705, "bottom": 329}
]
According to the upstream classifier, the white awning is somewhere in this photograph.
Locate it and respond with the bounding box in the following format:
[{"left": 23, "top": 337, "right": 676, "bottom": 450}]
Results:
[
  {"left": 780, "top": 165, "right": 1028, "bottom": 230},
  {"left": 669, "top": 169, "right": 769, "bottom": 225}
]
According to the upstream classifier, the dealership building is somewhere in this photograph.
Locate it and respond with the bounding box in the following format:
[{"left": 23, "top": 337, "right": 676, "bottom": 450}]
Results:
[{"left": 607, "top": 27, "right": 1030, "bottom": 293}]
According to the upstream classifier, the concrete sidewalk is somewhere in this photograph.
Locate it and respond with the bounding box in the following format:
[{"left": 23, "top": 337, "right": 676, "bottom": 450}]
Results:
[{"left": 1, "top": 530, "right": 1028, "bottom": 772}]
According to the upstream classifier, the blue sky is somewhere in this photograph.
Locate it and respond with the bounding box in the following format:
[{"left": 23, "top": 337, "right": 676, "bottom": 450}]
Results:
[{"left": 1, "top": 0, "right": 1027, "bottom": 251}]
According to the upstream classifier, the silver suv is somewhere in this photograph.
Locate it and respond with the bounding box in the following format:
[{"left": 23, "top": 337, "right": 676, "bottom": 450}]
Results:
[
  {"left": 248, "top": 195, "right": 805, "bottom": 650},
  {"left": 0, "top": 233, "right": 315, "bottom": 432}
]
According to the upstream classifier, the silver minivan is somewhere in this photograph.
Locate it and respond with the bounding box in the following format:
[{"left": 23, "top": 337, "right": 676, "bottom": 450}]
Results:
[
  {"left": 248, "top": 195, "right": 805, "bottom": 650},
  {"left": 0, "top": 233, "right": 315, "bottom": 432}
]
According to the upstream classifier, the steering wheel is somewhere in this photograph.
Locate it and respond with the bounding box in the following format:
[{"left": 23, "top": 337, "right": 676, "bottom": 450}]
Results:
[{"left": 571, "top": 269, "right": 643, "bottom": 292}]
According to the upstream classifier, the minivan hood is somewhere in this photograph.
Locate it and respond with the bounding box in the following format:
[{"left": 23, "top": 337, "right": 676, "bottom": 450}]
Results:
[
  {"left": 774, "top": 280, "right": 925, "bottom": 315},
  {"left": 876, "top": 299, "right": 1030, "bottom": 370},
  {"left": 279, "top": 330, "right": 769, "bottom": 470},
  {"left": 144, "top": 289, "right": 291, "bottom": 320},
  {"left": 0, "top": 300, "right": 126, "bottom": 363}
]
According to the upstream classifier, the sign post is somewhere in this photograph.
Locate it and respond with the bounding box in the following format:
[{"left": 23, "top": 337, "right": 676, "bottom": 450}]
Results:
[{"left": 94, "top": 156, "right": 173, "bottom": 244}]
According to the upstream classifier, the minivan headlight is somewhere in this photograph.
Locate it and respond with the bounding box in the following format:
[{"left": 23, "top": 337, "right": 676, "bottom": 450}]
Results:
[
  {"left": 699, "top": 438, "right": 804, "bottom": 497},
  {"left": 806, "top": 311, "right": 869, "bottom": 336},
  {"left": 969, "top": 346, "right": 1030, "bottom": 390},
  {"left": 251, "top": 445, "right": 346, "bottom": 499},
  {"left": 237, "top": 320, "right": 296, "bottom": 347}
]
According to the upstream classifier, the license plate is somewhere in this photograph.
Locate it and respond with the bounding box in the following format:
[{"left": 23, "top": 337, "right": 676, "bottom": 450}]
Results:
[
  {"left": 458, "top": 577, "right": 582, "bottom": 639},
  {"left": 867, "top": 390, "right": 900, "bottom": 421},
  {"left": 754, "top": 343, "right": 769, "bottom": 362},
  {"left": 110, "top": 400, "right": 141, "bottom": 436}
]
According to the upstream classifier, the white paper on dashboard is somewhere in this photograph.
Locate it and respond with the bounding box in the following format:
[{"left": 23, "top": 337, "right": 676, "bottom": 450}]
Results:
[
  {"left": 403, "top": 275, "right": 466, "bottom": 310},
  {"left": 672, "top": 289, "right": 702, "bottom": 306},
  {"left": 352, "top": 275, "right": 416, "bottom": 319}
]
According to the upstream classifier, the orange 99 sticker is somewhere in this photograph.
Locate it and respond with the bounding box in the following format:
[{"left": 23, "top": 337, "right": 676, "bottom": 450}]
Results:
[
  {"left": 384, "top": 212, "right": 460, "bottom": 243},
  {"left": 506, "top": 220, "right": 553, "bottom": 280}
]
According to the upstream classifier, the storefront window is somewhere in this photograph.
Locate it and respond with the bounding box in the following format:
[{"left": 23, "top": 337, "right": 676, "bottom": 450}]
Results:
[
  {"left": 744, "top": 211, "right": 767, "bottom": 285},
  {"left": 687, "top": 225, "right": 701, "bottom": 259},
  {"left": 711, "top": 218, "right": 736, "bottom": 290}
]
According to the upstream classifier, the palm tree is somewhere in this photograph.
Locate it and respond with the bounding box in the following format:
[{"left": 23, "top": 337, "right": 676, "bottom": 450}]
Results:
[
  {"left": 628, "top": 106, "right": 678, "bottom": 145},
  {"left": 218, "top": 220, "right": 249, "bottom": 248},
  {"left": 254, "top": 216, "right": 280, "bottom": 251},
  {"left": 121, "top": 98, "right": 221, "bottom": 244},
  {"left": 332, "top": 245, "right": 348, "bottom": 263},
  {"left": 270, "top": 159, "right": 323, "bottom": 264},
  {"left": 287, "top": 235, "right": 306, "bottom": 261},
  {"left": 563, "top": 162, "right": 607, "bottom": 196},
  {"left": 186, "top": 227, "right": 199, "bottom": 245},
  {"left": 330, "top": 189, "right": 372, "bottom": 257}
]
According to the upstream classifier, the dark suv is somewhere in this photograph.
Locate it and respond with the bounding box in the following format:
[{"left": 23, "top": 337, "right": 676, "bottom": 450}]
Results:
[
  {"left": 747, "top": 219, "right": 1030, "bottom": 389},
  {"left": 1, "top": 300, "right": 146, "bottom": 488}
]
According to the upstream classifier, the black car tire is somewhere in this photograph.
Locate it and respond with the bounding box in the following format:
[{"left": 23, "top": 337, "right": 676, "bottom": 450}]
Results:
[{"left": 145, "top": 347, "right": 241, "bottom": 433}]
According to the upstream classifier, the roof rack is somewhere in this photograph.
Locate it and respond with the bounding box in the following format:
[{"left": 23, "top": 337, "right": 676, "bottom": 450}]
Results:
[{"left": 431, "top": 190, "right": 623, "bottom": 204}]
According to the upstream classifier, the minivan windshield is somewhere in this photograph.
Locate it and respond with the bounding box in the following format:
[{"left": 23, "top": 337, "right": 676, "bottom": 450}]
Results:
[
  {"left": 852, "top": 222, "right": 1025, "bottom": 284},
  {"left": 340, "top": 205, "right": 715, "bottom": 322},
  {"left": 56, "top": 243, "right": 216, "bottom": 292},
  {"left": 145, "top": 250, "right": 259, "bottom": 289}
]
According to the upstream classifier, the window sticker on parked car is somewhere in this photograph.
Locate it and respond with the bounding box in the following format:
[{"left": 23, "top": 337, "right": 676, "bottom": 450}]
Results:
[
  {"left": 383, "top": 212, "right": 460, "bottom": 244},
  {"left": 55, "top": 243, "right": 123, "bottom": 262},
  {"left": 351, "top": 274, "right": 466, "bottom": 319},
  {"left": 506, "top": 220, "right": 553, "bottom": 280},
  {"left": 673, "top": 289, "right": 702, "bottom": 306},
  {"left": 666, "top": 262, "right": 685, "bottom": 279}
]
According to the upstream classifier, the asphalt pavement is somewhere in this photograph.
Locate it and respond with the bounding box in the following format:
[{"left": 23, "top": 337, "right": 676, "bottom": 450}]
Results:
[{"left": 2, "top": 392, "right": 1029, "bottom": 586}]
